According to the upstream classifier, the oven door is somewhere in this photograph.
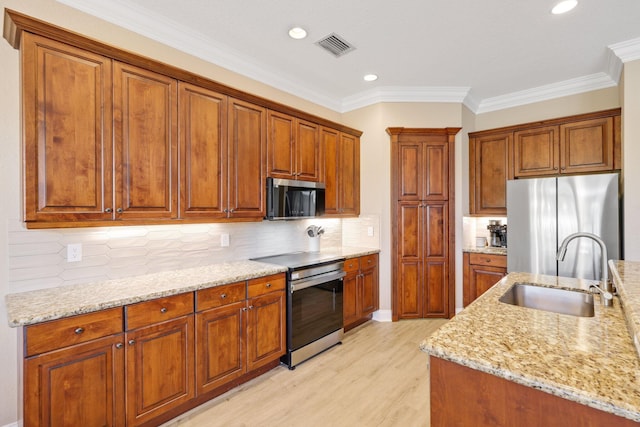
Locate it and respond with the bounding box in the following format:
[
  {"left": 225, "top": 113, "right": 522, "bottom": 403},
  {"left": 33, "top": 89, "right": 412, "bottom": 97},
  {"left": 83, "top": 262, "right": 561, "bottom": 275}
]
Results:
[{"left": 289, "top": 270, "right": 345, "bottom": 352}]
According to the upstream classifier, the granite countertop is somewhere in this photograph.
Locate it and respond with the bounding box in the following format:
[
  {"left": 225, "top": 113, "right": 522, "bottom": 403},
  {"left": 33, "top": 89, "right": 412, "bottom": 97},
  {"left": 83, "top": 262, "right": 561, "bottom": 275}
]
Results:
[
  {"left": 5, "top": 247, "right": 380, "bottom": 327},
  {"left": 463, "top": 246, "right": 507, "bottom": 256},
  {"left": 421, "top": 265, "right": 640, "bottom": 422}
]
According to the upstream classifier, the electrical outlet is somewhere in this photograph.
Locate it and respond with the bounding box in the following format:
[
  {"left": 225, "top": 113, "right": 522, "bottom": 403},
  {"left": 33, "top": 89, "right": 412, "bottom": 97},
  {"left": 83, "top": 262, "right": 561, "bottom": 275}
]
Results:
[
  {"left": 221, "top": 233, "right": 230, "bottom": 247},
  {"left": 67, "top": 243, "right": 82, "bottom": 262},
  {"left": 367, "top": 226, "right": 374, "bottom": 237}
]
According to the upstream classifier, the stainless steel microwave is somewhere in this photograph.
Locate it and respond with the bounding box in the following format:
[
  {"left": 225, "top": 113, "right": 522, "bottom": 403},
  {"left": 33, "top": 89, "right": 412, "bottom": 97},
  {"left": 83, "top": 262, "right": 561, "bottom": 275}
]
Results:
[{"left": 266, "top": 178, "right": 325, "bottom": 220}]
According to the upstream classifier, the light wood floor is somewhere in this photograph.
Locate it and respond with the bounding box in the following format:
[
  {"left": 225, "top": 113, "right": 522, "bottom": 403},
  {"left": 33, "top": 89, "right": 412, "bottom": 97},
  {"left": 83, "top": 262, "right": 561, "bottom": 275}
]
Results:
[{"left": 162, "top": 318, "right": 448, "bottom": 427}]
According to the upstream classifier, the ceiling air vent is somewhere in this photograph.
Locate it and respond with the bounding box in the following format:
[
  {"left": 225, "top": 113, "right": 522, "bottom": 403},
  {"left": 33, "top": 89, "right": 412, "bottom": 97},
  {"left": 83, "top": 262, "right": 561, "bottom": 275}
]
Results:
[{"left": 315, "top": 33, "right": 356, "bottom": 58}]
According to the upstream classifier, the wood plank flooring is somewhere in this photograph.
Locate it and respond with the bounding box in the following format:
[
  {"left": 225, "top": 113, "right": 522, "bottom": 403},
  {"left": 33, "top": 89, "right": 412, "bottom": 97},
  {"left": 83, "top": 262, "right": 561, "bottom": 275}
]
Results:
[{"left": 161, "top": 318, "right": 448, "bottom": 427}]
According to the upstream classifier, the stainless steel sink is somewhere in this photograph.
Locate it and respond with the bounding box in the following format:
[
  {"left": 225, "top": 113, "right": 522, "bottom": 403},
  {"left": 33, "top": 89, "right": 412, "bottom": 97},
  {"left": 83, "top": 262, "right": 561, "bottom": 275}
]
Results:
[{"left": 499, "top": 283, "right": 594, "bottom": 317}]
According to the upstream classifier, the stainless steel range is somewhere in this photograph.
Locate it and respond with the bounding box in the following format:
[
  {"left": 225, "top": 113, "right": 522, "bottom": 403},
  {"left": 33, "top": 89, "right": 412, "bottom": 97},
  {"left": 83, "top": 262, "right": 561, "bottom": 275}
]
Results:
[{"left": 252, "top": 252, "right": 345, "bottom": 369}]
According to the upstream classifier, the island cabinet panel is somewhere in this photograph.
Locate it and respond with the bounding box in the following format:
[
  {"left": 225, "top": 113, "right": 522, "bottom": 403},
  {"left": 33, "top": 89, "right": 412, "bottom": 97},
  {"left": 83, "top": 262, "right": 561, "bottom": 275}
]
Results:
[
  {"left": 24, "top": 334, "right": 125, "bottom": 427},
  {"left": 178, "top": 82, "right": 228, "bottom": 219},
  {"left": 321, "top": 127, "right": 360, "bottom": 216},
  {"left": 21, "top": 32, "right": 114, "bottom": 222},
  {"left": 469, "top": 132, "right": 511, "bottom": 216},
  {"left": 113, "top": 61, "right": 178, "bottom": 220},
  {"left": 343, "top": 254, "right": 379, "bottom": 331},
  {"left": 430, "top": 357, "right": 640, "bottom": 427},
  {"left": 227, "top": 98, "right": 267, "bottom": 219}
]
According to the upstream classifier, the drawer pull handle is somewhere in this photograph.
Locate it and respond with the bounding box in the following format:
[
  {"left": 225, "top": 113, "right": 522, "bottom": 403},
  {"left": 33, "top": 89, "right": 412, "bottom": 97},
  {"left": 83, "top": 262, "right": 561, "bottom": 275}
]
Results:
[
  {"left": 115, "top": 343, "right": 123, "bottom": 349},
  {"left": 74, "top": 327, "right": 84, "bottom": 335},
  {"left": 266, "top": 283, "right": 272, "bottom": 288},
  {"left": 128, "top": 339, "right": 135, "bottom": 346},
  {"left": 160, "top": 307, "right": 168, "bottom": 313},
  {"left": 220, "top": 293, "right": 227, "bottom": 299}
]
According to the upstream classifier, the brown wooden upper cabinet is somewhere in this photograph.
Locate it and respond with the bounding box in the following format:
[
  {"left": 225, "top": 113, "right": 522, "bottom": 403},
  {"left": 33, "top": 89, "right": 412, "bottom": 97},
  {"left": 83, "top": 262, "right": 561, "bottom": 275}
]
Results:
[
  {"left": 267, "top": 110, "right": 320, "bottom": 182},
  {"left": 8, "top": 10, "right": 361, "bottom": 228},
  {"left": 21, "top": 32, "right": 115, "bottom": 223},
  {"left": 468, "top": 108, "right": 621, "bottom": 215},
  {"left": 114, "top": 62, "right": 178, "bottom": 220},
  {"left": 321, "top": 128, "right": 361, "bottom": 216}
]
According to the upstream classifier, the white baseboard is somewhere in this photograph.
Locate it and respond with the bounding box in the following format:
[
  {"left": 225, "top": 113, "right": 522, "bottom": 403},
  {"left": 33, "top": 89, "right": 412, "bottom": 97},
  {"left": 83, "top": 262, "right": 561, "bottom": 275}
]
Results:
[
  {"left": 1, "top": 421, "right": 19, "bottom": 427},
  {"left": 372, "top": 309, "right": 392, "bottom": 322}
]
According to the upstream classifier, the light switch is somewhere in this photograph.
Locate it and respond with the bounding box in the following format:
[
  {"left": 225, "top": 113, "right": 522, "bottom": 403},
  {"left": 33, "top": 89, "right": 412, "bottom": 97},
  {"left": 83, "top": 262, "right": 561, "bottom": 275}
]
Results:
[{"left": 367, "top": 226, "right": 374, "bottom": 237}]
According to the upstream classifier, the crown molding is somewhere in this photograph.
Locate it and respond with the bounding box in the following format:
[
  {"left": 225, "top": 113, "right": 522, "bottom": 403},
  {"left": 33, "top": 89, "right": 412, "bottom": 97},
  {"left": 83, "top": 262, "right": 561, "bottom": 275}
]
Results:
[
  {"left": 340, "top": 86, "right": 471, "bottom": 113},
  {"left": 609, "top": 37, "right": 640, "bottom": 63},
  {"left": 474, "top": 73, "right": 617, "bottom": 114}
]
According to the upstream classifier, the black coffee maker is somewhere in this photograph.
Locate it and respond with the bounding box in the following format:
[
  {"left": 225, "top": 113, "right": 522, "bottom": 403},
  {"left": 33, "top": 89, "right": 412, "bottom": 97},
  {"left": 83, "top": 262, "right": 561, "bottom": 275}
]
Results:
[{"left": 487, "top": 220, "right": 507, "bottom": 247}]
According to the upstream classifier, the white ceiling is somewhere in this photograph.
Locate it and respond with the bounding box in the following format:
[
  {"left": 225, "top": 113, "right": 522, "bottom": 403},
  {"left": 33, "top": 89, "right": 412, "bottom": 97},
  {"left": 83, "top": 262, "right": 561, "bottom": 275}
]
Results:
[{"left": 57, "top": 0, "right": 640, "bottom": 114}]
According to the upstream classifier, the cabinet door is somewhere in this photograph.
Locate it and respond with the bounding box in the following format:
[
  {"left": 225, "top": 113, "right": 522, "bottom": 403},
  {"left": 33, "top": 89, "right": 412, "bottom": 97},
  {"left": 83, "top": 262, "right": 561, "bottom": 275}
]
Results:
[
  {"left": 228, "top": 98, "right": 266, "bottom": 219},
  {"left": 321, "top": 127, "right": 340, "bottom": 214},
  {"left": 24, "top": 335, "right": 125, "bottom": 427},
  {"left": 470, "top": 264, "right": 506, "bottom": 301},
  {"left": 423, "top": 203, "right": 449, "bottom": 317},
  {"left": 195, "top": 302, "right": 244, "bottom": 395},
  {"left": 114, "top": 62, "right": 178, "bottom": 219},
  {"left": 179, "top": 82, "right": 228, "bottom": 219},
  {"left": 423, "top": 142, "right": 449, "bottom": 200},
  {"left": 22, "top": 33, "right": 113, "bottom": 222},
  {"left": 560, "top": 117, "right": 613, "bottom": 174},
  {"left": 360, "top": 256, "right": 379, "bottom": 316},
  {"left": 469, "top": 132, "right": 510, "bottom": 215},
  {"left": 338, "top": 133, "right": 360, "bottom": 216},
  {"left": 267, "top": 110, "right": 295, "bottom": 179},
  {"left": 296, "top": 119, "right": 320, "bottom": 181},
  {"left": 397, "top": 202, "right": 423, "bottom": 319},
  {"left": 397, "top": 142, "right": 423, "bottom": 201},
  {"left": 246, "top": 291, "right": 286, "bottom": 371},
  {"left": 342, "top": 269, "right": 359, "bottom": 328},
  {"left": 126, "top": 316, "right": 194, "bottom": 426},
  {"left": 513, "top": 125, "right": 559, "bottom": 177}
]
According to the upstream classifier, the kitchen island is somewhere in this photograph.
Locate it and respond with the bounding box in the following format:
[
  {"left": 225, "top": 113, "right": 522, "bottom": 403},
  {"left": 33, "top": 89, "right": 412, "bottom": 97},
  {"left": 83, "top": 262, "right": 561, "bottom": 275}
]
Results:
[{"left": 422, "top": 261, "right": 640, "bottom": 426}]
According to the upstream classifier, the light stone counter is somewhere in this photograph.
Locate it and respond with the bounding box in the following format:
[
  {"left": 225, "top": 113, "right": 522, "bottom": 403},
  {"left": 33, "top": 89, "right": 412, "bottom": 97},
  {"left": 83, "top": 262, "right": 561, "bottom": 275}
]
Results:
[
  {"left": 5, "top": 261, "right": 287, "bottom": 327},
  {"left": 463, "top": 246, "right": 507, "bottom": 256},
  {"left": 4, "top": 246, "right": 379, "bottom": 328},
  {"left": 421, "top": 268, "right": 640, "bottom": 422}
]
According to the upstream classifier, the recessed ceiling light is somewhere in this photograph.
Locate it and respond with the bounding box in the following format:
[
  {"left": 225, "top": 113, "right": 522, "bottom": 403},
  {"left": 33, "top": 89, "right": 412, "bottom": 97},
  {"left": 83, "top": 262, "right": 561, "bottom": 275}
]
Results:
[
  {"left": 551, "top": 0, "right": 578, "bottom": 14},
  {"left": 288, "top": 27, "right": 307, "bottom": 40},
  {"left": 363, "top": 74, "right": 378, "bottom": 82}
]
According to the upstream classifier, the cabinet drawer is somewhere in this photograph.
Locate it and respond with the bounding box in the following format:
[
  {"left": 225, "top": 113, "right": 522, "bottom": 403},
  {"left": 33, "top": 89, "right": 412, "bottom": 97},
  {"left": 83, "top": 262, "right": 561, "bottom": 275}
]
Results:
[
  {"left": 343, "top": 257, "right": 360, "bottom": 273},
  {"left": 469, "top": 253, "right": 507, "bottom": 268},
  {"left": 125, "top": 292, "right": 194, "bottom": 330},
  {"left": 196, "top": 281, "right": 246, "bottom": 311},
  {"left": 25, "top": 307, "right": 123, "bottom": 357},
  {"left": 360, "top": 254, "right": 378, "bottom": 269},
  {"left": 248, "top": 274, "right": 286, "bottom": 298}
]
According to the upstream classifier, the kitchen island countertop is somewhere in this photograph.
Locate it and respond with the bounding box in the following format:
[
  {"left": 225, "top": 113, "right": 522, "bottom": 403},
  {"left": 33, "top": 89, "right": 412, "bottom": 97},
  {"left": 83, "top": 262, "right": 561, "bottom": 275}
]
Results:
[
  {"left": 421, "top": 262, "right": 640, "bottom": 422},
  {"left": 5, "top": 246, "right": 379, "bottom": 327}
]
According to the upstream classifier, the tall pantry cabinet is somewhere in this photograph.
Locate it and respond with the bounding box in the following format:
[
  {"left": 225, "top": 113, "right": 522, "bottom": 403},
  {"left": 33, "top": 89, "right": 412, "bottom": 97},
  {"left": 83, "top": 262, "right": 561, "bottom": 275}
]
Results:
[{"left": 388, "top": 128, "right": 460, "bottom": 320}]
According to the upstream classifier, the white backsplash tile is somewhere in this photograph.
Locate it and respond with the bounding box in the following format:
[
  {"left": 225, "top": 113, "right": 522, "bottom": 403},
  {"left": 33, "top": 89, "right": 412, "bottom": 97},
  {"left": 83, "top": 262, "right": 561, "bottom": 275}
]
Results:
[{"left": 7, "top": 215, "right": 378, "bottom": 295}]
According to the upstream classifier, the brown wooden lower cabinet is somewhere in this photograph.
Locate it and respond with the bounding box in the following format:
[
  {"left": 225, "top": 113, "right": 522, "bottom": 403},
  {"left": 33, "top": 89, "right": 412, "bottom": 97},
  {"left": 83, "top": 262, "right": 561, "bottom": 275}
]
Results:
[
  {"left": 430, "top": 356, "right": 639, "bottom": 427},
  {"left": 22, "top": 274, "right": 286, "bottom": 427},
  {"left": 343, "top": 254, "right": 379, "bottom": 331},
  {"left": 463, "top": 252, "right": 507, "bottom": 307}
]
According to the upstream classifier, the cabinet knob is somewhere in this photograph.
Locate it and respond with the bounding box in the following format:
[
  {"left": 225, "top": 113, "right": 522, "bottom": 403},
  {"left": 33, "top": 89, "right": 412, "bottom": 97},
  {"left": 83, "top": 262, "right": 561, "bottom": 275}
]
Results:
[
  {"left": 74, "top": 327, "right": 84, "bottom": 335},
  {"left": 105, "top": 208, "right": 112, "bottom": 213},
  {"left": 224, "top": 208, "right": 229, "bottom": 213},
  {"left": 229, "top": 208, "right": 235, "bottom": 213},
  {"left": 115, "top": 343, "right": 124, "bottom": 349},
  {"left": 116, "top": 208, "right": 123, "bottom": 213},
  {"left": 160, "top": 307, "right": 168, "bottom": 313},
  {"left": 128, "top": 339, "right": 135, "bottom": 346},
  {"left": 242, "top": 307, "right": 247, "bottom": 312},
  {"left": 266, "top": 283, "right": 272, "bottom": 288},
  {"left": 220, "top": 293, "right": 227, "bottom": 299},
  {"left": 248, "top": 305, "right": 254, "bottom": 310}
]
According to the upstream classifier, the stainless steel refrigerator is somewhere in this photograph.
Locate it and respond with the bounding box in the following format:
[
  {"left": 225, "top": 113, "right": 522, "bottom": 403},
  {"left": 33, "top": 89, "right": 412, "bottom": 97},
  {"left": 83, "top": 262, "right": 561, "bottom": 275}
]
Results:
[{"left": 506, "top": 173, "right": 620, "bottom": 280}]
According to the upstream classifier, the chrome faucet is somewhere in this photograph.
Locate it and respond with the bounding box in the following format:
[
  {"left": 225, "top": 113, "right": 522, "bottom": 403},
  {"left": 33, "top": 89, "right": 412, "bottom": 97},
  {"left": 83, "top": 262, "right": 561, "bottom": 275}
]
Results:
[{"left": 556, "top": 232, "right": 613, "bottom": 307}]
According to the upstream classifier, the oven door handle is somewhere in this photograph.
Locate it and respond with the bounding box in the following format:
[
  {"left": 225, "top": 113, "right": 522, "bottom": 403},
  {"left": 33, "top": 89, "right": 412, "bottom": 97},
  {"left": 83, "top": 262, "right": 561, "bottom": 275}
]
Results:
[{"left": 290, "top": 270, "right": 346, "bottom": 293}]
